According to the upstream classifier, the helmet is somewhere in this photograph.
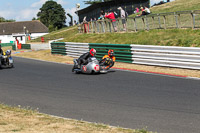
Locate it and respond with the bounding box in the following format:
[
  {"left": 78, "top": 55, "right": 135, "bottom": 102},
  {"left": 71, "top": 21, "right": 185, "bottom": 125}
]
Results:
[
  {"left": 108, "top": 49, "right": 114, "bottom": 57},
  {"left": 90, "top": 48, "right": 96, "bottom": 56},
  {"left": 6, "top": 50, "right": 11, "bottom": 55}
]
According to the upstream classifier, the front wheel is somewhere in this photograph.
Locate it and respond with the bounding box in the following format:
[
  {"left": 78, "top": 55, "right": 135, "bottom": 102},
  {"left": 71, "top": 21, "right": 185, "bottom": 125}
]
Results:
[
  {"left": 75, "top": 70, "right": 81, "bottom": 74},
  {"left": 9, "top": 64, "right": 14, "bottom": 68}
]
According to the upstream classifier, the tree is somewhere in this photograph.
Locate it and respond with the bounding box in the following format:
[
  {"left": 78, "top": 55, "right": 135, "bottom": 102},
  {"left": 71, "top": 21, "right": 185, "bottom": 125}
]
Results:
[
  {"left": 32, "top": 17, "right": 36, "bottom": 20},
  {"left": 0, "top": 17, "right": 15, "bottom": 23},
  {"left": 37, "top": 0, "right": 66, "bottom": 31}
]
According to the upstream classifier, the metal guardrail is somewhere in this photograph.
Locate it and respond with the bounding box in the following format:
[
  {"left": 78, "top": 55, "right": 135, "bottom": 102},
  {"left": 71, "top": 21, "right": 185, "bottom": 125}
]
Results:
[
  {"left": 0, "top": 43, "right": 16, "bottom": 50},
  {"left": 78, "top": 10, "right": 200, "bottom": 33},
  {"left": 89, "top": 43, "right": 132, "bottom": 63},
  {"left": 21, "top": 44, "right": 31, "bottom": 49},
  {"left": 131, "top": 44, "right": 200, "bottom": 70},
  {"left": 0, "top": 43, "right": 13, "bottom": 47},
  {"left": 51, "top": 42, "right": 66, "bottom": 55},
  {"left": 51, "top": 42, "right": 200, "bottom": 70},
  {"left": 65, "top": 42, "right": 89, "bottom": 58}
]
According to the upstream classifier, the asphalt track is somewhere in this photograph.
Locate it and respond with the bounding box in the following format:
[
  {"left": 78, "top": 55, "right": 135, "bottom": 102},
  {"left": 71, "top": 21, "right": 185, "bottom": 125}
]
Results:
[{"left": 0, "top": 57, "right": 200, "bottom": 133}]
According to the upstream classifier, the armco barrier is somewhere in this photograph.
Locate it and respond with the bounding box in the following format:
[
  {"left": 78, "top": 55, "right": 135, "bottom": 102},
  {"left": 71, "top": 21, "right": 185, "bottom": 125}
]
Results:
[
  {"left": 21, "top": 44, "right": 31, "bottom": 49},
  {"left": 51, "top": 42, "right": 132, "bottom": 63},
  {"left": 0, "top": 43, "right": 13, "bottom": 47},
  {"left": 0, "top": 43, "right": 15, "bottom": 50},
  {"left": 12, "top": 44, "right": 31, "bottom": 50},
  {"left": 51, "top": 42, "right": 66, "bottom": 55},
  {"left": 131, "top": 44, "right": 200, "bottom": 70},
  {"left": 51, "top": 42, "right": 200, "bottom": 70},
  {"left": 65, "top": 42, "right": 89, "bottom": 58},
  {"left": 89, "top": 43, "right": 132, "bottom": 63}
]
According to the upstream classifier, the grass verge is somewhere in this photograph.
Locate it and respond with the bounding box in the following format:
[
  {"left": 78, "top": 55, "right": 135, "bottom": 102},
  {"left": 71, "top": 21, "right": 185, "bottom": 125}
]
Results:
[
  {"left": 0, "top": 103, "right": 151, "bottom": 133},
  {"left": 28, "top": 27, "right": 200, "bottom": 47}
]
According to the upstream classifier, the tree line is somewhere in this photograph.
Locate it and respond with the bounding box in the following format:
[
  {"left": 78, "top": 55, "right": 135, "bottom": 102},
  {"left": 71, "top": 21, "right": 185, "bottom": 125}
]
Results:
[{"left": 0, "top": 17, "right": 15, "bottom": 22}]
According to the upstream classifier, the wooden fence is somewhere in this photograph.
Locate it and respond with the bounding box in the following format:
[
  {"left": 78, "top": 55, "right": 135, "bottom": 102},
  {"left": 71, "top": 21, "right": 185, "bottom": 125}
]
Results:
[{"left": 78, "top": 10, "right": 200, "bottom": 33}]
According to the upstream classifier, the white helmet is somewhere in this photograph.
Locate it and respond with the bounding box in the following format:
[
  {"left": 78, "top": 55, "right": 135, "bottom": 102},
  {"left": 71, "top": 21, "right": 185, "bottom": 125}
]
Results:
[{"left": 6, "top": 50, "right": 11, "bottom": 55}]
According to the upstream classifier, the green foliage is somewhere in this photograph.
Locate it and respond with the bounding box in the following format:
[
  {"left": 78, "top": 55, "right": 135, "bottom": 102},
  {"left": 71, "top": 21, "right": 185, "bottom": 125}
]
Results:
[
  {"left": 0, "top": 17, "right": 15, "bottom": 22},
  {"left": 32, "top": 17, "right": 39, "bottom": 21},
  {"left": 48, "top": 24, "right": 55, "bottom": 32},
  {"left": 37, "top": 0, "right": 66, "bottom": 31}
]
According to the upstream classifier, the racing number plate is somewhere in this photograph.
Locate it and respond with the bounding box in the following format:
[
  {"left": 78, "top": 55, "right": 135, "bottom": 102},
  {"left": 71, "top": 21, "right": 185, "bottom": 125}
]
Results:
[
  {"left": 94, "top": 65, "right": 100, "bottom": 71},
  {"left": 83, "top": 66, "right": 87, "bottom": 72}
]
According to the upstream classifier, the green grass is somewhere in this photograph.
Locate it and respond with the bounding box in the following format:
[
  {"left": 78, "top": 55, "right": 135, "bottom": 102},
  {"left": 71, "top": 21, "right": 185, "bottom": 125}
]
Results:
[
  {"left": 29, "top": 27, "right": 200, "bottom": 47},
  {"left": 130, "top": 0, "right": 200, "bottom": 17},
  {"left": 29, "top": 26, "right": 77, "bottom": 43},
  {"left": 0, "top": 103, "right": 154, "bottom": 133},
  {"left": 60, "top": 29, "right": 200, "bottom": 47}
]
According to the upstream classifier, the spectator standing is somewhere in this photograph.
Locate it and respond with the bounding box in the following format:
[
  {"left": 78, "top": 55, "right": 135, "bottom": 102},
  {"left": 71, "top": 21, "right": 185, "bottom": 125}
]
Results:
[
  {"left": 74, "top": 20, "right": 77, "bottom": 25},
  {"left": 134, "top": 7, "right": 139, "bottom": 14},
  {"left": 144, "top": 6, "right": 151, "bottom": 15},
  {"left": 118, "top": 7, "right": 126, "bottom": 31},
  {"left": 141, "top": 7, "right": 146, "bottom": 15},
  {"left": 105, "top": 11, "right": 118, "bottom": 32},
  {"left": 98, "top": 10, "right": 105, "bottom": 20},
  {"left": 137, "top": 6, "right": 150, "bottom": 16},
  {"left": 0, "top": 45, "right": 3, "bottom": 55},
  {"left": 137, "top": 7, "right": 145, "bottom": 16}
]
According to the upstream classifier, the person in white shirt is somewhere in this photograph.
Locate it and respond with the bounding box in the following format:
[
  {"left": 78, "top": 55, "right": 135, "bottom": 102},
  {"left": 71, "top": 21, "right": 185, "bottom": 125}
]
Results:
[
  {"left": 145, "top": 6, "right": 151, "bottom": 15},
  {"left": 118, "top": 7, "right": 126, "bottom": 31}
]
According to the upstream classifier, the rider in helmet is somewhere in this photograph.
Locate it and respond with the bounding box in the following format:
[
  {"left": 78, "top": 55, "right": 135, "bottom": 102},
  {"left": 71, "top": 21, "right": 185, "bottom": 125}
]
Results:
[
  {"left": 0, "top": 45, "right": 3, "bottom": 55},
  {"left": 100, "top": 49, "right": 116, "bottom": 69},
  {"left": 0, "top": 45, "right": 3, "bottom": 64},
  {"left": 72, "top": 48, "right": 96, "bottom": 72}
]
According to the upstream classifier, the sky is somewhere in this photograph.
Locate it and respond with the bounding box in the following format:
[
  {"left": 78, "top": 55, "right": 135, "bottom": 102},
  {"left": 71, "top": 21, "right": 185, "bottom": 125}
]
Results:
[{"left": 0, "top": 0, "right": 175, "bottom": 25}]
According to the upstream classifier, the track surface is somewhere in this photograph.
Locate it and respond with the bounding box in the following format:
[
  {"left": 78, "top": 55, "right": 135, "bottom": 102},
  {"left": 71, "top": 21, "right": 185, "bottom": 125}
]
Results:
[{"left": 0, "top": 57, "right": 200, "bottom": 133}]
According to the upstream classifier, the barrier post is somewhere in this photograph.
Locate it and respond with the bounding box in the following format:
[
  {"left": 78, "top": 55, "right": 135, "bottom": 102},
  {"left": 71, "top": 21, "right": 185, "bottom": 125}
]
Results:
[
  {"left": 84, "top": 22, "right": 90, "bottom": 33},
  {"left": 18, "top": 43, "right": 22, "bottom": 49},
  {"left": 41, "top": 37, "right": 45, "bottom": 43}
]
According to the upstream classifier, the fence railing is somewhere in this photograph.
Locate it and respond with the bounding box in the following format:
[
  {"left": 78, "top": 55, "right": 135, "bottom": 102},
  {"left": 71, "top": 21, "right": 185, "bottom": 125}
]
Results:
[
  {"left": 51, "top": 42, "right": 200, "bottom": 70},
  {"left": 130, "top": 44, "right": 200, "bottom": 70},
  {"left": 78, "top": 10, "right": 200, "bottom": 33}
]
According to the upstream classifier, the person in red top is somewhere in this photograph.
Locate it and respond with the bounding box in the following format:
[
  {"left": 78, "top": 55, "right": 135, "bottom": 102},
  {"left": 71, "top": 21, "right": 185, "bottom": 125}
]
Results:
[
  {"left": 105, "top": 11, "right": 118, "bottom": 32},
  {"left": 137, "top": 7, "right": 145, "bottom": 17}
]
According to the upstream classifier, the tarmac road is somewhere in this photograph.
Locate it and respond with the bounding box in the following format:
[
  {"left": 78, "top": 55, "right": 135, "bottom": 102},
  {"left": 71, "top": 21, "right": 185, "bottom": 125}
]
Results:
[{"left": 0, "top": 57, "right": 200, "bottom": 133}]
